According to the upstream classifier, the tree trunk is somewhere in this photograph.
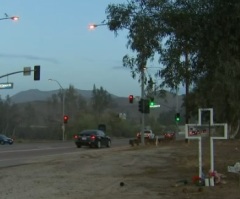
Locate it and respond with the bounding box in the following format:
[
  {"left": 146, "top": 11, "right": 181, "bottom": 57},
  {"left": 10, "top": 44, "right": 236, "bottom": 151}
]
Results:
[{"left": 229, "top": 120, "right": 240, "bottom": 139}]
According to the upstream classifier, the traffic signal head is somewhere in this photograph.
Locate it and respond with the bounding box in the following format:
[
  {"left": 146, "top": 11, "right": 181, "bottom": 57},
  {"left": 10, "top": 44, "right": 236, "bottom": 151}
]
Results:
[
  {"left": 138, "top": 99, "right": 150, "bottom": 113},
  {"left": 149, "top": 97, "right": 154, "bottom": 107},
  {"left": 63, "top": 115, "right": 69, "bottom": 124},
  {"left": 129, "top": 95, "right": 134, "bottom": 103},
  {"left": 175, "top": 113, "right": 180, "bottom": 122},
  {"left": 34, "top": 65, "right": 40, "bottom": 81},
  {"left": 144, "top": 99, "right": 150, "bottom": 113},
  {"left": 138, "top": 99, "right": 143, "bottom": 113}
]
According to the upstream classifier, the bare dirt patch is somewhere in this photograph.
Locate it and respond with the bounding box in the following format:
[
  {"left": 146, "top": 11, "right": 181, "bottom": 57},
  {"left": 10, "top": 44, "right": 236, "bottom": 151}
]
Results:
[{"left": 0, "top": 140, "right": 240, "bottom": 199}]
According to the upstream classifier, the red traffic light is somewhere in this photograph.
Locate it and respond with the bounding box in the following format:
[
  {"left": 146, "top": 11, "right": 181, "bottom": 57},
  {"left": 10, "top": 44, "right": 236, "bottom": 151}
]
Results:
[
  {"left": 63, "top": 115, "right": 69, "bottom": 123},
  {"left": 129, "top": 95, "right": 134, "bottom": 103}
]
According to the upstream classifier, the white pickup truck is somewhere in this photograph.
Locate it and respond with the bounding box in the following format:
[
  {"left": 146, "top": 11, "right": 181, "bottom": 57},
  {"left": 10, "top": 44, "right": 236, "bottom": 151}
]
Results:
[{"left": 136, "top": 130, "right": 155, "bottom": 139}]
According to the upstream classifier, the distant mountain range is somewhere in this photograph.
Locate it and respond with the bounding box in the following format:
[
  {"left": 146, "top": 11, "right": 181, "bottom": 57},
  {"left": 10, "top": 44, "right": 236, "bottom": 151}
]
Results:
[{"left": 9, "top": 89, "right": 100, "bottom": 103}]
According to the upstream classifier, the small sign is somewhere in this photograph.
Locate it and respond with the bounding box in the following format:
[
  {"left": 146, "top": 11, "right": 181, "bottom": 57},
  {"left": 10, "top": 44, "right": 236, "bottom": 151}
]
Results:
[
  {"left": 23, "top": 67, "right": 31, "bottom": 76},
  {"left": 0, "top": 83, "right": 13, "bottom": 89},
  {"left": 119, "top": 113, "right": 126, "bottom": 120},
  {"left": 150, "top": 104, "right": 161, "bottom": 108}
]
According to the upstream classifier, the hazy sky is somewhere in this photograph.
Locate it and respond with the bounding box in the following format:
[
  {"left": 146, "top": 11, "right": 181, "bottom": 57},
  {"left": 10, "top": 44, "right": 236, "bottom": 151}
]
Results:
[{"left": 0, "top": 0, "right": 169, "bottom": 99}]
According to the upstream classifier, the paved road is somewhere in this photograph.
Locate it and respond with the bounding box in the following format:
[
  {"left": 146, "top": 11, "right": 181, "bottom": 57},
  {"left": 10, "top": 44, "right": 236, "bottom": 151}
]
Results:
[{"left": 0, "top": 138, "right": 129, "bottom": 168}]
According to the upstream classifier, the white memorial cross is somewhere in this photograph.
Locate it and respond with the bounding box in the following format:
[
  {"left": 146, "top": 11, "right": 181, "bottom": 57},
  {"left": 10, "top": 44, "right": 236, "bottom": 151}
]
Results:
[{"left": 185, "top": 108, "right": 228, "bottom": 186}]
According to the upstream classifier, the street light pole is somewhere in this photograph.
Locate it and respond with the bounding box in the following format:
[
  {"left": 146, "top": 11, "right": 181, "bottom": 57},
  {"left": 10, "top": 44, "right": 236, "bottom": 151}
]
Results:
[
  {"left": 48, "top": 79, "right": 65, "bottom": 141},
  {"left": 0, "top": 15, "right": 19, "bottom": 21},
  {"left": 89, "top": 22, "right": 146, "bottom": 145},
  {"left": 88, "top": 23, "right": 108, "bottom": 30}
]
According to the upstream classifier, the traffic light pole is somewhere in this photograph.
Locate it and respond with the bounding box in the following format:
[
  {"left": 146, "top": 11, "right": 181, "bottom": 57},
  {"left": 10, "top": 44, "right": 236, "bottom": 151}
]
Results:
[
  {"left": 49, "top": 79, "right": 65, "bottom": 141},
  {"left": 62, "top": 91, "right": 65, "bottom": 141},
  {"left": 0, "top": 71, "right": 25, "bottom": 79},
  {"left": 140, "top": 67, "right": 145, "bottom": 145},
  {"left": 0, "top": 66, "right": 40, "bottom": 80}
]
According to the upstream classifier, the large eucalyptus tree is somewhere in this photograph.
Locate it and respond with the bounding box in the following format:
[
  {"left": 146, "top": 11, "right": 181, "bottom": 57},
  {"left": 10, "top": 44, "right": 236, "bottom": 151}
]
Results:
[
  {"left": 188, "top": 0, "right": 240, "bottom": 136},
  {"left": 106, "top": 0, "right": 167, "bottom": 89}
]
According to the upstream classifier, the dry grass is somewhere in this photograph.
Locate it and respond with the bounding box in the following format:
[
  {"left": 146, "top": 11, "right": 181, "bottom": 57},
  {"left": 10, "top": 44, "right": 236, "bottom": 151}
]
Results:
[{"left": 0, "top": 139, "right": 240, "bottom": 199}]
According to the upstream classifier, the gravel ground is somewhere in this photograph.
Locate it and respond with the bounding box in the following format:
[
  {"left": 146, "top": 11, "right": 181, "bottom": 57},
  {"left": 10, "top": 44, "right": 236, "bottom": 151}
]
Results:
[{"left": 0, "top": 140, "right": 240, "bottom": 199}]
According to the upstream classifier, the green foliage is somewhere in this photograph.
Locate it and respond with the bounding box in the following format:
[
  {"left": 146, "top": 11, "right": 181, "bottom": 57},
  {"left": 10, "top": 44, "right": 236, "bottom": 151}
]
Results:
[
  {"left": 106, "top": 1, "right": 167, "bottom": 86},
  {"left": 76, "top": 113, "right": 98, "bottom": 130},
  {"left": 23, "top": 103, "right": 37, "bottom": 125},
  {"left": 0, "top": 95, "right": 20, "bottom": 135},
  {"left": 91, "top": 84, "right": 112, "bottom": 119}
]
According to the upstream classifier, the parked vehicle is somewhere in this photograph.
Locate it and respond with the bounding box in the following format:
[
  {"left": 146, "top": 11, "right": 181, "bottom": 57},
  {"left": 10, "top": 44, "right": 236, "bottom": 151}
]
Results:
[
  {"left": 137, "top": 130, "right": 155, "bottom": 139},
  {"left": 189, "top": 129, "right": 198, "bottom": 136},
  {"left": 74, "top": 129, "right": 111, "bottom": 148},
  {"left": 164, "top": 131, "right": 176, "bottom": 140},
  {"left": 189, "top": 128, "right": 208, "bottom": 136},
  {"left": 0, "top": 134, "right": 14, "bottom": 145}
]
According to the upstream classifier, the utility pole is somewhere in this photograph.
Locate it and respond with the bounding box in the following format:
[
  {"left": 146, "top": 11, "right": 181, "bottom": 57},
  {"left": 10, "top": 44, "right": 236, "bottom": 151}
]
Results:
[
  {"left": 176, "top": 88, "right": 179, "bottom": 131},
  {"left": 185, "top": 51, "right": 190, "bottom": 143},
  {"left": 140, "top": 66, "right": 145, "bottom": 145}
]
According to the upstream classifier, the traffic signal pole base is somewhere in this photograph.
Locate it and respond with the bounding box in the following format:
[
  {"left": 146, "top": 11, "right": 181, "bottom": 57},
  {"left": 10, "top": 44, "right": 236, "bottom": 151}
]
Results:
[{"left": 62, "top": 124, "right": 65, "bottom": 141}]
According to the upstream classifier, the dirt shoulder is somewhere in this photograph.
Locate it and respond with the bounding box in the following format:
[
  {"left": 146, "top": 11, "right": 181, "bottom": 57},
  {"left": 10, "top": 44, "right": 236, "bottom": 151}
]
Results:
[{"left": 0, "top": 140, "right": 239, "bottom": 199}]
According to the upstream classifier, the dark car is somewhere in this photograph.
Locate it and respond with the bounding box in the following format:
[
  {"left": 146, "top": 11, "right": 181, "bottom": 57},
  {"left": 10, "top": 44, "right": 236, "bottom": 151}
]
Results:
[
  {"left": 0, "top": 134, "right": 14, "bottom": 145},
  {"left": 164, "top": 131, "right": 176, "bottom": 140},
  {"left": 74, "top": 129, "right": 111, "bottom": 148}
]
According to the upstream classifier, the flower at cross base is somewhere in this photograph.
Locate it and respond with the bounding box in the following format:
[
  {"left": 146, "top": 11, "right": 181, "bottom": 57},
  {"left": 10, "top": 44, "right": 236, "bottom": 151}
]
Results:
[
  {"left": 209, "top": 171, "right": 215, "bottom": 177},
  {"left": 192, "top": 175, "right": 202, "bottom": 185}
]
